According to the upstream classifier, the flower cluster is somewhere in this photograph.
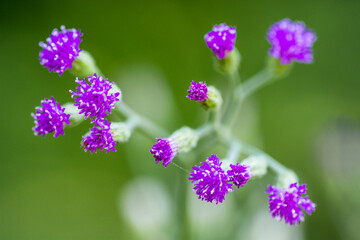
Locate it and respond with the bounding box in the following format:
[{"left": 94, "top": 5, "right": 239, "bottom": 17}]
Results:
[
  {"left": 150, "top": 138, "right": 178, "bottom": 167},
  {"left": 204, "top": 23, "right": 236, "bottom": 59},
  {"left": 70, "top": 73, "right": 120, "bottom": 153},
  {"left": 31, "top": 97, "right": 70, "bottom": 137},
  {"left": 189, "top": 155, "right": 250, "bottom": 204},
  {"left": 39, "top": 26, "right": 83, "bottom": 75},
  {"left": 70, "top": 73, "right": 120, "bottom": 122},
  {"left": 82, "top": 119, "right": 116, "bottom": 153},
  {"left": 266, "top": 183, "right": 316, "bottom": 225},
  {"left": 33, "top": 20, "right": 318, "bottom": 226},
  {"left": 189, "top": 155, "right": 233, "bottom": 204},
  {"left": 187, "top": 81, "right": 208, "bottom": 102},
  {"left": 227, "top": 163, "right": 251, "bottom": 188},
  {"left": 34, "top": 26, "right": 120, "bottom": 153},
  {"left": 267, "top": 19, "right": 317, "bottom": 64}
]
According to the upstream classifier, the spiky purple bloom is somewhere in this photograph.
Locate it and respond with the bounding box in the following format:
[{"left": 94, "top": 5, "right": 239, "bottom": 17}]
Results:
[
  {"left": 187, "top": 81, "right": 208, "bottom": 101},
  {"left": 204, "top": 23, "right": 236, "bottom": 59},
  {"left": 189, "top": 155, "right": 233, "bottom": 204},
  {"left": 267, "top": 19, "right": 316, "bottom": 65},
  {"left": 82, "top": 119, "right": 116, "bottom": 153},
  {"left": 31, "top": 97, "right": 70, "bottom": 137},
  {"left": 39, "top": 26, "right": 83, "bottom": 75},
  {"left": 70, "top": 73, "right": 120, "bottom": 122},
  {"left": 150, "top": 138, "right": 178, "bottom": 168},
  {"left": 266, "top": 183, "right": 316, "bottom": 225},
  {"left": 227, "top": 163, "right": 251, "bottom": 188}
]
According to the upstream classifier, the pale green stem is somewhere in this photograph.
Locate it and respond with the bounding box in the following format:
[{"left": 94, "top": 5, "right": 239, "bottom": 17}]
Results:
[
  {"left": 115, "top": 102, "right": 169, "bottom": 138},
  {"left": 225, "top": 140, "right": 242, "bottom": 165},
  {"left": 195, "top": 123, "right": 213, "bottom": 137},
  {"left": 221, "top": 135, "right": 289, "bottom": 175},
  {"left": 222, "top": 69, "right": 273, "bottom": 130},
  {"left": 237, "top": 69, "right": 273, "bottom": 98}
]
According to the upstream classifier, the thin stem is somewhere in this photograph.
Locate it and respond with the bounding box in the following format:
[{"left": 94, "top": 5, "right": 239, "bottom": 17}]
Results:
[
  {"left": 115, "top": 102, "right": 169, "bottom": 138},
  {"left": 237, "top": 69, "right": 273, "bottom": 98},
  {"left": 195, "top": 123, "right": 213, "bottom": 137},
  {"left": 222, "top": 69, "right": 273, "bottom": 130},
  {"left": 225, "top": 140, "right": 242, "bottom": 165},
  {"left": 221, "top": 134, "right": 289, "bottom": 175},
  {"left": 176, "top": 171, "right": 190, "bottom": 240}
]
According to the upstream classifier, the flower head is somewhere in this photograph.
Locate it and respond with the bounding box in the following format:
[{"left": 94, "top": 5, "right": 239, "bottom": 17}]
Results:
[
  {"left": 267, "top": 19, "right": 316, "bottom": 65},
  {"left": 204, "top": 24, "right": 236, "bottom": 59},
  {"left": 31, "top": 97, "right": 70, "bottom": 137},
  {"left": 187, "top": 81, "right": 208, "bottom": 102},
  {"left": 70, "top": 73, "right": 120, "bottom": 122},
  {"left": 150, "top": 138, "right": 178, "bottom": 167},
  {"left": 189, "top": 155, "right": 233, "bottom": 204},
  {"left": 39, "top": 25, "right": 83, "bottom": 75},
  {"left": 227, "top": 163, "right": 251, "bottom": 188},
  {"left": 266, "top": 182, "right": 316, "bottom": 225},
  {"left": 82, "top": 119, "right": 116, "bottom": 153}
]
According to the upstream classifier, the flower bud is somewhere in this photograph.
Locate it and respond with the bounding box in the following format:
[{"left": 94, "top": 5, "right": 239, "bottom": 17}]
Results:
[
  {"left": 170, "top": 127, "right": 199, "bottom": 153},
  {"left": 214, "top": 48, "right": 241, "bottom": 75},
  {"left": 267, "top": 57, "right": 293, "bottom": 79},
  {"left": 241, "top": 155, "right": 268, "bottom": 178},
  {"left": 63, "top": 102, "right": 84, "bottom": 127},
  {"left": 70, "top": 50, "right": 100, "bottom": 78},
  {"left": 200, "top": 86, "right": 222, "bottom": 111},
  {"left": 276, "top": 170, "right": 299, "bottom": 189},
  {"left": 111, "top": 122, "right": 132, "bottom": 143}
]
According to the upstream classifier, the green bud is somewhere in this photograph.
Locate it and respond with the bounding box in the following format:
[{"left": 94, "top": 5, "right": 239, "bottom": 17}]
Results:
[
  {"left": 71, "top": 50, "right": 101, "bottom": 78},
  {"left": 111, "top": 122, "right": 132, "bottom": 143},
  {"left": 200, "top": 86, "right": 222, "bottom": 111},
  {"left": 241, "top": 155, "right": 268, "bottom": 178},
  {"left": 276, "top": 170, "right": 299, "bottom": 189},
  {"left": 170, "top": 127, "right": 199, "bottom": 153},
  {"left": 63, "top": 103, "right": 84, "bottom": 127},
  {"left": 267, "top": 57, "right": 293, "bottom": 79},
  {"left": 214, "top": 48, "right": 241, "bottom": 75}
]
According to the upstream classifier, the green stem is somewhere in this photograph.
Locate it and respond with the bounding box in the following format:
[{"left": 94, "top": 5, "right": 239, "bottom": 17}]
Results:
[
  {"left": 221, "top": 135, "right": 288, "bottom": 175},
  {"left": 225, "top": 140, "right": 242, "bottom": 165},
  {"left": 237, "top": 69, "right": 273, "bottom": 98},
  {"left": 176, "top": 171, "right": 190, "bottom": 240},
  {"left": 222, "top": 69, "right": 273, "bottom": 130},
  {"left": 115, "top": 102, "right": 169, "bottom": 138},
  {"left": 195, "top": 123, "right": 213, "bottom": 137}
]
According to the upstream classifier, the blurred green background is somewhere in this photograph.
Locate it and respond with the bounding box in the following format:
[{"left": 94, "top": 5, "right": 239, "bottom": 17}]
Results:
[{"left": 1, "top": 0, "right": 360, "bottom": 239}]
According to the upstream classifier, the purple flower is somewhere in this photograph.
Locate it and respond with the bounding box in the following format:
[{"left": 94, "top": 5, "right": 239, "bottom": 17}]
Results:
[
  {"left": 267, "top": 19, "right": 317, "bottom": 65},
  {"left": 187, "top": 81, "right": 208, "bottom": 101},
  {"left": 204, "top": 24, "right": 236, "bottom": 59},
  {"left": 70, "top": 73, "right": 120, "bottom": 122},
  {"left": 266, "top": 182, "right": 316, "bottom": 225},
  {"left": 150, "top": 138, "right": 178, "bottom": 167},
  {"left": 227, "top": 163, "right": 251, "bottom": 188},
  {"left": 31, "top": 97, "right": 70, "bottom": 137},
  {"left": 39, "top": 26, "right": 83, "bottom": 75},
  {"left": 82, "top": 119, "right": 116, "bottom": 153},
  {"left": 189, "top": 155, "right": 233, "bottom": 204}
]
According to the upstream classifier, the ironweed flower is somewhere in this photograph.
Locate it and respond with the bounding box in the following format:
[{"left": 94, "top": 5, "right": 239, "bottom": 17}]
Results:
[
  {"left": 39, "top": 25, "right": 83, "bottom": 75},
  {"left": 187, "top": 81, "right": 208, "bottom": 102},
  {"left": 267, "top": 19, "right": 316, "bottom": 64},
  {"left": 227, "top": 163, "right": 251, "bottom": 188},
  {"left": 82, "top": 119, "right": 116, "bottom": 153},
  {"left": 32, "top": 97, "right": 70, "bottom": 137},
  {"left": 70, "top": 73, "right": 120, "bottom": 122},
  {"left": 189, "top": 155, "right": 233, "bottom": 204},
  {"left": 266, "top": 182, "right": 316, "bottom": 225},
  {"left": 150, "top": 138, "right": 178, "bottom": 168},
  {"left": 205, "top": 24, "right": 236, "bottom": 59}
]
